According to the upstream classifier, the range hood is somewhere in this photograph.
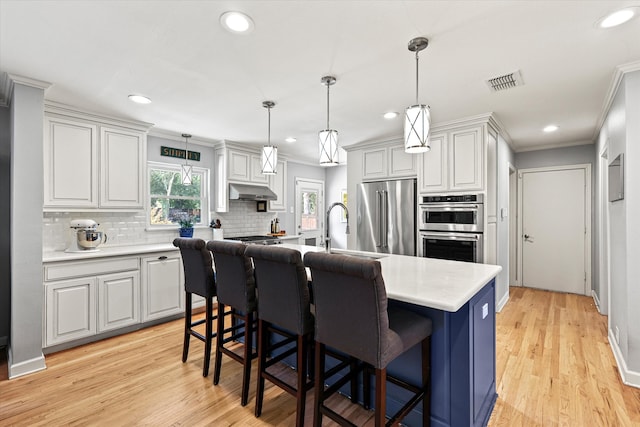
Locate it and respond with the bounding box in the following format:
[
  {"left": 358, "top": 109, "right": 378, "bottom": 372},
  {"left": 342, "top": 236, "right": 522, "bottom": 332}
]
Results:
[{"left": 229, "top": 183, "right": 277, "bottom": 201}]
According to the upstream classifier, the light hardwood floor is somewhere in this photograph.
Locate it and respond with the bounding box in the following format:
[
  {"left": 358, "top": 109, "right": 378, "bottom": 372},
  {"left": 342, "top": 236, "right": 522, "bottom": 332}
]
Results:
[{"left": 1, "top": 287, "right": 639, "bottom": 426}]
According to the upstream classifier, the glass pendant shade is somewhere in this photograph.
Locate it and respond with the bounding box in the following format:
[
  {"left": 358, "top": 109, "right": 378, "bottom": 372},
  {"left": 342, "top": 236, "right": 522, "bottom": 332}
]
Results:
[
  {"left": 319, "top": 129, "right": 339, "bottom": 165},
  {"left": 404, "top": 104, "right": 431, "bottom": 153},
  {"left": 181, "top": 164, "right": 193, "bottom": 185},
  {"left": 261, "top": 145, "right": 277, "bottom": 175}
]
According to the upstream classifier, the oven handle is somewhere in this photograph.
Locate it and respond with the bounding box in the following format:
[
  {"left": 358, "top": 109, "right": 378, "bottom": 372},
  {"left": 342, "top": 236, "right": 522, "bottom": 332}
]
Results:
[
  {"left": 420, "top": 204, "right": 480, "bottom": 211},
  {"left": 420, "top": 232, "right": 482, "bottom": 242}
]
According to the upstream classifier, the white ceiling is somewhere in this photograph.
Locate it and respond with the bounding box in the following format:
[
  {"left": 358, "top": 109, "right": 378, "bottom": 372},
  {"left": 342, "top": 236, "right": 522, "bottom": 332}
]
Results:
[{"left": 1, "top": 1, "right": 640, "bottom": 164}]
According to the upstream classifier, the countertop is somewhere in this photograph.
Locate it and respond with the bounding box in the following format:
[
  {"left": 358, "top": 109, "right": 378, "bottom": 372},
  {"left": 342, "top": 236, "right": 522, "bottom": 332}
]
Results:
[
  {"left": 281, "top": 244, "right": 502, "bottom": 312},
  {"left": 43, "top": 243, "right": 178, "bottom": 263}
]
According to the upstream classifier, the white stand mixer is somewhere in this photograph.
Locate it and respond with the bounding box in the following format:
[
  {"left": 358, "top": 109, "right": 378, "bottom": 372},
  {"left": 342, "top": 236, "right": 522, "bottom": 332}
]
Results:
[{"left": 65, "top": 219, "right": 108, "bottom": 253}]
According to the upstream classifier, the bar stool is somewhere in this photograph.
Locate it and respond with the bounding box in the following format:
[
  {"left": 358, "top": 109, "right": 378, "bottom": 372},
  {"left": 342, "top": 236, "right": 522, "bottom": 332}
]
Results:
[
  {"left": 245, "top": 245, "right": 314, "bottom": 427},
  {"left": 172, "top": 237, "right": 217, "bottom": 377},
  {"left": 304, "top": 251, "right": 432, "bottom": 427},
  {"left": 206, "top": 240, "right": 258, "bottom": 406}
]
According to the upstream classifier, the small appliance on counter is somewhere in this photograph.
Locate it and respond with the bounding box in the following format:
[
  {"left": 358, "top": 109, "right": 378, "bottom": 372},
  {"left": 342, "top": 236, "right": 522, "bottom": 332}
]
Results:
[{"left": 65, "top": 219, "right": 108, "bottom": 253}]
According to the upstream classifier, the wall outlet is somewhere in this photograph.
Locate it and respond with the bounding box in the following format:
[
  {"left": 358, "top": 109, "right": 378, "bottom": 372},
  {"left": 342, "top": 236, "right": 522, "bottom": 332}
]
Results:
[
  {"left": 290, "top": 206, "right": 294, "bottom": 214},
  {"left": 615, "top": 326, "right": 620, "bottom": 345}
]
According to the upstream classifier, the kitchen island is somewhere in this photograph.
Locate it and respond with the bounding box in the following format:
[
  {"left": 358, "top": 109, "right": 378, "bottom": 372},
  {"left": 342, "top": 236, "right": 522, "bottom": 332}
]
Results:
[{"left": 281, "top": 244, "right": 502, "bottom": 427}]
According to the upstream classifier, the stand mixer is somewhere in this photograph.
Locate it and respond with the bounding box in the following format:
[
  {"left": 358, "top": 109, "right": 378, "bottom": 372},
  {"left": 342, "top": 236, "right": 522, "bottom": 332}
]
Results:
[{"left": 65, "top": 219, "right": 108, "bottom": 253}]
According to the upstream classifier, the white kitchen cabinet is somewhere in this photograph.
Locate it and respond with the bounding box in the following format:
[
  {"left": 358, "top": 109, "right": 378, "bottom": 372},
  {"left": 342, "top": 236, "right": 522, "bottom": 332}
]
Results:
[
  {"left": 45, "top": 277, "right": 97, "bottom": 346},
  {"left": 251, "top": 154, "right": 269, "bottom": 184},
  {"left": 43, "top": 103, "right": 150, "bottom": 211},
  {"left": 44, "top": 115, "right": 99, "bottom": 208},
  {"left": 362, "top": 143, "right": 416, "bottom": 181},
  {"left": 140, "top": 252, "right": 184, "bottom": 322},
  {"left": 99, "top": 127, "right": 145, "bottom": 209},
  {"left": 97, "top": 271, "right": 140, "bottom": 332},
  {"left": 228, "top": 149, "right": 251, "bottom": 182},
  {"left": 418, "top": 125, "right": 483, "bottom": 193},
  {"left": 269, "top": 159, "right": 287, "bottom": 212}
]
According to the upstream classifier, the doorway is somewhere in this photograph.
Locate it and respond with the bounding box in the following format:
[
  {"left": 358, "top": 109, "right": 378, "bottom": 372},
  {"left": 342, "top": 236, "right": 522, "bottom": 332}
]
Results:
[
  {"left": 294, "top": 178, "right": 324, "bottom": 247},
  {"left": 518, "top": 164, "right": 591, "bottom": 295},
  {"left": 508, "top": 163, "right": 517, "bottom": 287}
]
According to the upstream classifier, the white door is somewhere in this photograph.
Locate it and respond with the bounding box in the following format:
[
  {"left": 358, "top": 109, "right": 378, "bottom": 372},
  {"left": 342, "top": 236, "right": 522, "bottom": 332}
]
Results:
[
  {"left": 519, "top": 165, "right": 591, "bottom": 295},
  {"left": 295, "top": 178, "right": 324, "bottom": 247}
]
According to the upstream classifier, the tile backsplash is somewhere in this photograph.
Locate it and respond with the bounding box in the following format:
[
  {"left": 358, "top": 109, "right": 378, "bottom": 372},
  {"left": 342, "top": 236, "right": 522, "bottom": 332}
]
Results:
[{"left": 43, "top": 200, "right": 277, "bottom": 252}]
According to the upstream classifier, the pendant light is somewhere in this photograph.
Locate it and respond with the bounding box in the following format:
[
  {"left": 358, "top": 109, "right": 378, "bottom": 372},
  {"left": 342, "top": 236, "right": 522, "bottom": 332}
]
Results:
[
  {"left": 319, "top": 75, "right": 339, "bottom": 165},
  {"left": 261, "top": 101, "right": 277, "bottom": 175},
  {"left": 404, "top": 37, "right": 431, "bottom": 153},
  {"left": 181, "top": 133, "right": 193, "bottom": 185}
]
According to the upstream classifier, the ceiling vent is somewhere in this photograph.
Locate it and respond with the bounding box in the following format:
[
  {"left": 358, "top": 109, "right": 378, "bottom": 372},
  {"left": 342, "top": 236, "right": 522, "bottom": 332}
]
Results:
[{"left": 486, "top": 70, "right": 524, "bottom": 92}]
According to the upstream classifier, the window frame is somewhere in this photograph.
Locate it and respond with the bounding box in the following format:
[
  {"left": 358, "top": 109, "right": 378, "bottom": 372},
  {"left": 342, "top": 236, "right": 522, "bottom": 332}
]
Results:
[{"left": 147, "top": 161, "right": 210, "bottom": 230}]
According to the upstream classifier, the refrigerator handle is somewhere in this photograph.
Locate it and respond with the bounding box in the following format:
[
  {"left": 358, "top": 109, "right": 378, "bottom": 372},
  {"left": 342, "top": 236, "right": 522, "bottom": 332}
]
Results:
[
  {"left": 375, "top": 190, "right": 382, "bottom": 248},
  {"left": 383, "top": 190, "right": 389, "bottom": 248}
]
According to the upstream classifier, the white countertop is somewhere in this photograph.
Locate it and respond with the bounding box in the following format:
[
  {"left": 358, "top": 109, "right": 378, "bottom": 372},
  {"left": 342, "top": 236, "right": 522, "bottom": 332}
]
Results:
[
  {"left": 43, "top": 243, "right": 178, "bottom": 263},
  {"left": 281, "top": 244, "right": 502, "bottom": 312}
]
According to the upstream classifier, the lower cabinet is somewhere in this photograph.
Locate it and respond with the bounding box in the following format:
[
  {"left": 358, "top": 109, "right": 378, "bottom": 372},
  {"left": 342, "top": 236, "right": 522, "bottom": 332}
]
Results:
[
  {"left": 44, "top": 251, "right": 183, "bottom": 348},
  {"left": 140, "top": 252, "right": 184, "bottom": 321}
]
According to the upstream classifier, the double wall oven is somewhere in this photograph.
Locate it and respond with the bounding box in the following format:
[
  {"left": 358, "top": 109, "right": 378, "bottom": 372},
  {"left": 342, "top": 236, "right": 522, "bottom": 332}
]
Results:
[{"left": 418, "top": 194, "right": 484, "bottom": 263}]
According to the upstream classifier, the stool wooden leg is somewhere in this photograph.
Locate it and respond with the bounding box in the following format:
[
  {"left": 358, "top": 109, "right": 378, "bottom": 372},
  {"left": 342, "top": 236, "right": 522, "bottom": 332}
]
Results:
[
  {"left": 202, "top": 297, "right": 213, "bottom": 377},
  {"left": 182, "top": 292, "right": 192, "bottom": 363},
  {"left": 363, "top": 365, "right": 371, "bottom": 410},
  {"left": 255, "top": 318, "right": 268, "bottom": 417},
  {"left": 213, "top": 302, "right": 225, "bottom": 386},
  {"left": 313, "top": 341, "right": 325, "bottom": 427},
  {"left": 240, "top": 312, "right": 253, "bottom": 406},
  {"left": 375, "top": 368, "right": 387, "bottom": 427},
  {"left": 296, "top": 333, "right": 308, "bottom": 427}
]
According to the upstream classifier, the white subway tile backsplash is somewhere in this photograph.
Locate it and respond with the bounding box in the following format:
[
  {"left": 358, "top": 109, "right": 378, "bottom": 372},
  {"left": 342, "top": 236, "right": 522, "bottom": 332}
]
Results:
[{"left": 43, "top": 200, "right": 276, "bottom": 251}]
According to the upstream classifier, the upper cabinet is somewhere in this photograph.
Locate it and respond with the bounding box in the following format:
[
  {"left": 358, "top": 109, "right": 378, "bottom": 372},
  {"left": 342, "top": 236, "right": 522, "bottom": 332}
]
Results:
[
  {"left": 269, "top": 159, "right": 287, "bottom": 212},
  {"left": 362, "top": 141, "right": 417, "bottom": 181},
  {"left": 418, "top": 123, "right": 485, "bottom": 194},
  {"left": 44, "top": 103, "right": 151, "bottom": 211}
]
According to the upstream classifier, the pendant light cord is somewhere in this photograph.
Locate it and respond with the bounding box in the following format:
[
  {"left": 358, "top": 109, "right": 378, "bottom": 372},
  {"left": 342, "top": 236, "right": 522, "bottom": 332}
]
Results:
[
  {"left": 267, "top": 105, "right": 271, "bottom": 147},
  {"left": 326, "top": 82, "right": 330, "bottom": 130},
  {"left": 415, "top": 50, "right": 420, "bottom": 105}
]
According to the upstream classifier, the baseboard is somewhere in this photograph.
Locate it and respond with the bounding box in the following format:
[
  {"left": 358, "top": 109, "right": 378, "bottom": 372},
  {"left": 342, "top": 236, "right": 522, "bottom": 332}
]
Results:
[
  {"left": 8, "top": 347, "right": 46, "bottom": 379},
  {"left": 592, "top": 290, "right": 602, "bottom": 314},
  {"left": 608, "top": 329, "right": 640, "bottom": 389},
  {"left": 496, "top": 291, "right": 509, "bottom": 312}
]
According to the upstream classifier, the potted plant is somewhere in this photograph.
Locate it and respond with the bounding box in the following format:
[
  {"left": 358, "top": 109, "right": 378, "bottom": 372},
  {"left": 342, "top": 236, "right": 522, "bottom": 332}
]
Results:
[{"left": 178, "top": 217, "right": 194, "bottom": 238}]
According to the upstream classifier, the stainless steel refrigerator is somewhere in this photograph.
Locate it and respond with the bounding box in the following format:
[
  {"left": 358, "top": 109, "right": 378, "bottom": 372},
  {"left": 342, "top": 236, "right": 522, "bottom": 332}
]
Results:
[{"left": 356, "top": 178, "right": 416, "bottom": 256}]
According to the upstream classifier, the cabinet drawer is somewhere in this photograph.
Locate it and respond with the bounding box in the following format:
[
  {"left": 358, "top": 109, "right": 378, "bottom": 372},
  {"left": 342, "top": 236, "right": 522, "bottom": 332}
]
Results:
[{"left": 45, "top": 257, "right": 140, "bottom": 281}]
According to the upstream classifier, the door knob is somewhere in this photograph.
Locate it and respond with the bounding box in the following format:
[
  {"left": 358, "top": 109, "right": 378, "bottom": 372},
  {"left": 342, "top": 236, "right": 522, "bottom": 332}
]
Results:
[{"left": 524, "top": 234, "right": 530, "bottom": 239}]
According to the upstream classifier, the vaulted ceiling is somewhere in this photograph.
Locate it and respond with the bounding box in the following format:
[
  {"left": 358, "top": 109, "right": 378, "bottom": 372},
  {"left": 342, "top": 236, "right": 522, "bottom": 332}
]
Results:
[{"left": 2, "top": 1, "right": 639, "bottom": 163}]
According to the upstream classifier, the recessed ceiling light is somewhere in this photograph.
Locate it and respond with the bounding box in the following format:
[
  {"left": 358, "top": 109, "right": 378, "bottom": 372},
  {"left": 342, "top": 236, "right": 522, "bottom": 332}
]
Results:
[
  {"left": 285, "top": 137, "right": 297, "bottom": 143},
  {"left": 220, "top": 11, "right": 254, "bottom": 34},
  {"left": 543, "top": 125, "right": 559, "bottom": 133},
  {"left": 128, "top": 94, "right": 152, "bottom": 104},
  {"left": 383, "top": 112, "right": 399, "bottom": 119},
  {"left": 598, "top": 7, "right": 637, "bottom": 28}
]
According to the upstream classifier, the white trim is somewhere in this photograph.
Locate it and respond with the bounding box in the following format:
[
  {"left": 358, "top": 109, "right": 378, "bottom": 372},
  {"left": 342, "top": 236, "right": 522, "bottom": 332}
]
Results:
[
  {"left": 8, "top": 348, "right": 46, "bottom": 379},
  {"left": 608, "top": 329, "right": 640, "bottom": 389},
  {"left": 496, "top": 291, "right": 509, "bottom": 312},
  {"left": 597, "top": 143, "right": 610, "bottom": 316},
  {"left": 592, "top": 289, "right": 602, "bottom": 314},
  {"left": 44, "top": 100, "right": 153, "bottom": 132},
  {"left": 517, "top": 164, "right": 592, "bottom": 295},
  {"left": 513, "top": 139, "right": 594, "bottom": 153}
]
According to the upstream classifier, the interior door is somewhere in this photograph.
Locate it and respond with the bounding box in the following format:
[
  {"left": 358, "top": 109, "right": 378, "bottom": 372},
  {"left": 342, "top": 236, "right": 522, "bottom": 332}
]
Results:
[
  {"left": 519, "top": 166, "right": 590, "bottom": 295},
  {"left": 295, "top": 178, "right": 324, "bottom": 246}
]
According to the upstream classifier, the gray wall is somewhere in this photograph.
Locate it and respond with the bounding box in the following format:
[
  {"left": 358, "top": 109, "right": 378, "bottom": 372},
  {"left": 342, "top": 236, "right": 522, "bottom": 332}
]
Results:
[
  {"left": 0, "top": 106, "right": 10, "bottom": 347},
  {"left": 596, "top": 70, "right": 640, "bottom": 377},
  {"left": 9, "top": 82, "right": 46, "bottom": 377},
  {"left": 496, "top": 134, "right": 515, "bottom": 309}
]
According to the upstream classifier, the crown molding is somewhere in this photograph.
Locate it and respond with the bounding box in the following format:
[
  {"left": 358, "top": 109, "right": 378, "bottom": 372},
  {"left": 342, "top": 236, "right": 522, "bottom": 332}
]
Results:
[
  {"left": 0, "top": 72, "right": 52, "bottom": 107},
  {"left": 44, "top": 100, "right": 153, "bottom": 132},
  {"left": 592, "top": 60, "right": 640, "bottom": 141},
  {"left": 148, "top": 128, "right": 219, "bottom": 148},
  {"left": 513, "top": 139, "right": 594, "bottom": 153}
]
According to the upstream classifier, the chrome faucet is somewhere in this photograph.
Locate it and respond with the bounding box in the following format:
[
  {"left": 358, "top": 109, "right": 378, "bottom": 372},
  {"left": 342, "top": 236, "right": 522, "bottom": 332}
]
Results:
[{"left": 325, "top": 202, "right": 350, "bottom": 253}]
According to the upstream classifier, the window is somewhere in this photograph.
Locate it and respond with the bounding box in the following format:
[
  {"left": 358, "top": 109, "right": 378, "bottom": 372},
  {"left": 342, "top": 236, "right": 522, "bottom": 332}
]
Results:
[{"left": 148, "top": 161, "right": 209, "bottom": 227}]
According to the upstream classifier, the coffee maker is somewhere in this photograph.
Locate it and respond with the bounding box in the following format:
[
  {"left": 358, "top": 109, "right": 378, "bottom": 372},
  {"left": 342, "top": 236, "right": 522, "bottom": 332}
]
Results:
[{"left": 65, "top": 219, "right": 108, "bottom": 253}]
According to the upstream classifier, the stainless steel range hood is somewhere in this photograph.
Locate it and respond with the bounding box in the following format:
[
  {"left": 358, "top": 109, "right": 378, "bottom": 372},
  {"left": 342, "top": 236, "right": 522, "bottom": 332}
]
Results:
[{"left": 229, "top": 183, "right": 277, "bottom": 201}]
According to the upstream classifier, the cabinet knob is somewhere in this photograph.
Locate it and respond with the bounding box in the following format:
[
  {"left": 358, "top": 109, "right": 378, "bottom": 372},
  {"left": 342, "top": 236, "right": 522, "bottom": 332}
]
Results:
[{"left": 158, "top": 255, "right": 168, "bottom": 260}]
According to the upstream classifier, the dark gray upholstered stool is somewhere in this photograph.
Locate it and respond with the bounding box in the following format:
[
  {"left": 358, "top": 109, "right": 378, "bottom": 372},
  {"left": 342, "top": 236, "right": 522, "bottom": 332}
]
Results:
[
  {"left": 206, "top": 240, "right": 258, "bottom": 406},
  {"left": 172, "top": 238, "right": 217, "bottom": 377},
  {"left": 304, "top": 251, "right": 432, "bottom": 427},
  {"left": 245, "top": 245, "right": 314, "bottom": 427}
]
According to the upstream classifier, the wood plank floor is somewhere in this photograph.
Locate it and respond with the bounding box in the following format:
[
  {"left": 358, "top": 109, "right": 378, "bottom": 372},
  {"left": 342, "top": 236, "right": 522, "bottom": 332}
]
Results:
[{"left": 1, "top": 287, "right": 639, "bottom": 426}]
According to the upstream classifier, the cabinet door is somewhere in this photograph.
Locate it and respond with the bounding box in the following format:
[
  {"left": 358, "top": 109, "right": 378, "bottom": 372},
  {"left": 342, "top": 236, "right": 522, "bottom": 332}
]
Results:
[
  {"left": 449, "top": 126, "right": 483, "bottom": 191},
  {"left": 141, "top": 253, "right": 184, "bottom": 322},
  {"left": 269, "top": 160, "right": 287, "bottom": 211},
  {"left": 388, "top": 146, "right": 416, "bottom": 177},
  {"left": 228, "top": 150, "right": 250, "bottom": 182},
  {"left": 97, "top": 271, "right": 140, "bottom": 332},
  {"left": 45, "top": 277, "right": 96, "bottom": 346},
  {"left": 250, "top": 154, "right": 269, "bottom": 184},
  {"left": 44, "top": 116, "right": 98, "bottom": 208},
  {"left": 214, "top": 148, "right": 228, "bottom": 212},
  {"left": 362, "top": 148, "right": 387, "bottom": 180},
  {"left": 100, "top": 127, "right": 145, "bottom": 208},
  {"left": 418, "top": 133, "right": 447, "bottom": 193}
]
